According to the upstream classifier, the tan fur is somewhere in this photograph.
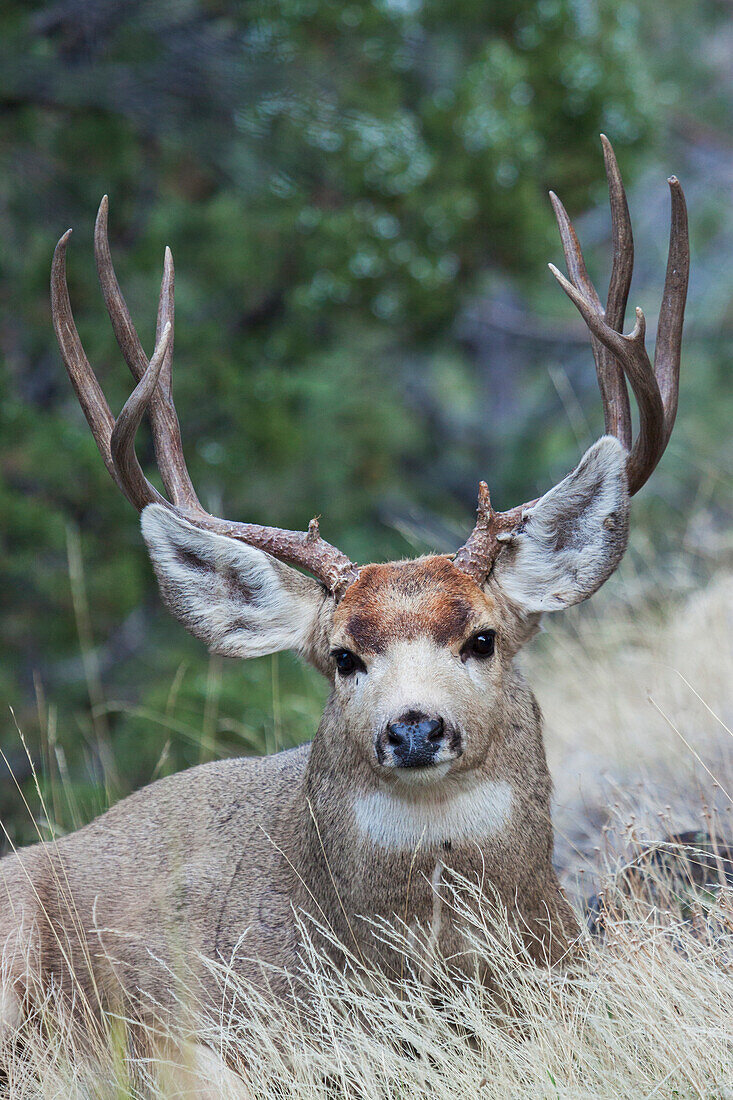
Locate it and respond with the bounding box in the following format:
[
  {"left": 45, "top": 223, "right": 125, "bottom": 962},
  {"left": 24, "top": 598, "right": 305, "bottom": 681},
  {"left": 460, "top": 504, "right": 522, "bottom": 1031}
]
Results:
[
  {"left": 0, "top": 435, "right": 634, "bottom": 1034},
  {"left": 0, "top": 553, "right": 577, "bottom": 1036}
]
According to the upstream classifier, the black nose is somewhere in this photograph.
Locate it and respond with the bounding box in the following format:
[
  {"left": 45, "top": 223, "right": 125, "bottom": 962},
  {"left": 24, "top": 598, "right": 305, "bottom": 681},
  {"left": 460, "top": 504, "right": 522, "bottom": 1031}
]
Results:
[{"left": 386, "top": 711, "right": 445, "bottom": 768}]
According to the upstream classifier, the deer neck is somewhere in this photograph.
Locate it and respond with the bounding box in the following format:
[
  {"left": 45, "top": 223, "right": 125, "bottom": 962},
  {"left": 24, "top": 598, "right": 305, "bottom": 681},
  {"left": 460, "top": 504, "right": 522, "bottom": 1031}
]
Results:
[{"left": 294, "top": 672, "right": 551, "bottom": 929}]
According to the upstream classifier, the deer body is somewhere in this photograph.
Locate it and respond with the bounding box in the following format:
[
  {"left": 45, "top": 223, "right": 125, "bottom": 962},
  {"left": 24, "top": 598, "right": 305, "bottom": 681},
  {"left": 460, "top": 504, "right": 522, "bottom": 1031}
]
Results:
[
  {"left": 1, "top": 138, "right": 688, "bottom": 1034},
  {"left": 1, "top": 557, "right": 574, "bottom": 1025}
]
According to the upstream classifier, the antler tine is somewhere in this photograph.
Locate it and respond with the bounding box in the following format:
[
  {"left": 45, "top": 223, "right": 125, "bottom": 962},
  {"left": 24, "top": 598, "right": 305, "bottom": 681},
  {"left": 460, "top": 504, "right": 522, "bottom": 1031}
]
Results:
[
  {"left": 549, "top": 268, "right": 665, "bottom": 491},
  {"left": 548, "top": 137, "right": 634, "bottom": 449},
  {"left": 151, "top": 243, "right": 204, "bottom": 510},
  {"left": 155, "top": 248, "right": 174, "bottom": 399},
  {"left": 452, "top": 484, "right": 535, "bottom": 584},
  {"left": 110, "top": 324, "right": 172, "bottom": 512},
  {"left": 51, "top": 230, "right": 125, "bottom": 493},
  {"left": 599, "top": 133, "right": 633, "bottom": 447},
  {"left": 548, "top": 191, "right": 602, "bottom": 310},
  {"left": 601, "top": 136, "right": 634, "bottom": 331},
  {"left": 654, "top": 176, "right": 689, "bottom": 449},
  {"left": 451, "top": 482, "right": 495, "bottom": 582},
  {"left": 94, "top": 198, "right": 202, "bottom": 510}
]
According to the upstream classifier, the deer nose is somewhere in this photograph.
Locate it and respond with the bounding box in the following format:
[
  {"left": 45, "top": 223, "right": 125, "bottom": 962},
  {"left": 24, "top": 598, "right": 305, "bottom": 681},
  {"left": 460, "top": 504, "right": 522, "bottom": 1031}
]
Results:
[{"left": 386, "top": 711, "right": 445, "bottom": 768}]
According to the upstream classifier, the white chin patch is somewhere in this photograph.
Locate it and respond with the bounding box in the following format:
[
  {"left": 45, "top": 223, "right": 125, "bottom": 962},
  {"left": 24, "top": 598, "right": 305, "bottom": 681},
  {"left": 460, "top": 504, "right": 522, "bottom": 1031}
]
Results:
[
  {"left": 387, "top": 762, "right": 453, "bottom": 787},
  {"left": 354, "top": 778, "right": 513, "bottom": 851}
]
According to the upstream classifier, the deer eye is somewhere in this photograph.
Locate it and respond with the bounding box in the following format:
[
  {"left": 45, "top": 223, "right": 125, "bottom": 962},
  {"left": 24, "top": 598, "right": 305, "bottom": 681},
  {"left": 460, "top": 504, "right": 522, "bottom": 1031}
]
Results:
[
  {"left": 461, "top": 630, "right": 496, "bottom": 661},
  {"left": 332, "top": 649, "right": 365, "bottom": 677}
]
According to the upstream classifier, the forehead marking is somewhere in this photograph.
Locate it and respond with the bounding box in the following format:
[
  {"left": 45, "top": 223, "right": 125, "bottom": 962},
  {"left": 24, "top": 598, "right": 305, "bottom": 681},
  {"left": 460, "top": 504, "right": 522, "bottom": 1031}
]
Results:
[{"left": 336, "top": 557, "right": 490, "bottom": 655}]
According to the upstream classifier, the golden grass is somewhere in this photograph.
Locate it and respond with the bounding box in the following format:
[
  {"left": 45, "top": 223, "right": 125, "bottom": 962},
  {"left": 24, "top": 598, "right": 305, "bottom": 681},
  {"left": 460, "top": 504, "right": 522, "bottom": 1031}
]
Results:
[
  {"left": 2, "top": 872, "right": 732, "bottom": 1098},
  {"left": 531, "top": 571, "right": 733, "bottom": 900}
]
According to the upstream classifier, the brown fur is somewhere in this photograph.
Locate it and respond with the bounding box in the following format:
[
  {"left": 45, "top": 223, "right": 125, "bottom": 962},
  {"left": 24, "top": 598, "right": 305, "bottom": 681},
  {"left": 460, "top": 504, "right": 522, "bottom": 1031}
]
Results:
[{"left": 336, "top": 557, "right": 486, "bottom": 653}]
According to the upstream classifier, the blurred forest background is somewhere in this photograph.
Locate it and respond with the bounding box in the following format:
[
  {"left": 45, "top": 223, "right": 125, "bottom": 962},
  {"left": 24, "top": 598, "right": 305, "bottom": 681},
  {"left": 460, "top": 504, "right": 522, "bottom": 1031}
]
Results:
[{"left": 0, "top": 0, "right": 731, "bottom": 844}]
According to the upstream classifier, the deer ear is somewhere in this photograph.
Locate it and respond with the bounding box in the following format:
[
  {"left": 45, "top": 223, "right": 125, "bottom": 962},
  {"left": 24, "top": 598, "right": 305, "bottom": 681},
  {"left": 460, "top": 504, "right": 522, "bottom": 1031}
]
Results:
[
  {"left": 141, "top": 505, "right": 333, "bottom": 666},
  {"left": 492, "top": 436, "right": 630, "bottom": 613}
]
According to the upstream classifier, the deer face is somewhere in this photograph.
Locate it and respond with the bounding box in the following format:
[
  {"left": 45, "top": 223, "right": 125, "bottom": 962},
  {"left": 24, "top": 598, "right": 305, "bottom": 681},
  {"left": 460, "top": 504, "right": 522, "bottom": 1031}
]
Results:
[
  {"left": 141, "top": 436, "right": 630, "bottom": 786},
  {"left": 328, "top": 558, "right": 511, "bottom": 783}
]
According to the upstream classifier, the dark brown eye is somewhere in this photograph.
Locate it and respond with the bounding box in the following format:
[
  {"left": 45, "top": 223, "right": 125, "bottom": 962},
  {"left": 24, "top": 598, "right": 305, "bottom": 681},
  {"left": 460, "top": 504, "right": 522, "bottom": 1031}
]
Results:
[
  {"left": 332, "top": 649, "right": 364, "bottom": 676},
  {"left": 462, "top": 630, "right": 496, "bottom": 660}
]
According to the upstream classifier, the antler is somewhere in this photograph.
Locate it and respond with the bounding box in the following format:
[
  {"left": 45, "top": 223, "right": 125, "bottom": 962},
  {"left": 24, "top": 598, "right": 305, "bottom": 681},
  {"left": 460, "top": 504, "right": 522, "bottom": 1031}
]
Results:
[
  {"left": 51, "top": 200, "right": 360, "bottom": 597},
  {"left": 454, "top": 136, "right": 689, "bottom": 585}
]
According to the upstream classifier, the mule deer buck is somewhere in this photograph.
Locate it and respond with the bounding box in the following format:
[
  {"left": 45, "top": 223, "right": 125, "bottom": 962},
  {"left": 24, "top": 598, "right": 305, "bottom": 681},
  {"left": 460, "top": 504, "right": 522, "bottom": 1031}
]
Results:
[{"left": 1, "top": 139, "right": 688, "bottom": 1037}]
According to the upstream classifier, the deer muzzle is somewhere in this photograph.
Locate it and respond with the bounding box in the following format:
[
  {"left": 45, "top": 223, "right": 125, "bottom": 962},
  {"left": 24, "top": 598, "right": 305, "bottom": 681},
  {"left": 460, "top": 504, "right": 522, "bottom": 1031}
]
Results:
[{"left": 377, "top": 710, "right": 462, "bottom": 770}]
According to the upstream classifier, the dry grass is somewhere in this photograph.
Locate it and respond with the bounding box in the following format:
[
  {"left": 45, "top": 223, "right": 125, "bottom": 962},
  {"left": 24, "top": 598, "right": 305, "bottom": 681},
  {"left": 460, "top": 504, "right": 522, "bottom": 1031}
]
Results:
[
  {"left": 1, "top": 572, "right": 732, "bottom": 1098},
  {"left": 2, "top": 874, "right": 732, "bottom": 1099},
  {"left": 531, "top": 570, "right": 733, "bottom": 899}
]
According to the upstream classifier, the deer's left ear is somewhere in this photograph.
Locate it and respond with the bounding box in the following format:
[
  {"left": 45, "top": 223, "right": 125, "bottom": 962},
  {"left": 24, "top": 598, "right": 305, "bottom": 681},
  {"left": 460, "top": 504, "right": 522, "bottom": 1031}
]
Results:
[{"left": 492, "top": 436, "right": 630, "bottom": 613}]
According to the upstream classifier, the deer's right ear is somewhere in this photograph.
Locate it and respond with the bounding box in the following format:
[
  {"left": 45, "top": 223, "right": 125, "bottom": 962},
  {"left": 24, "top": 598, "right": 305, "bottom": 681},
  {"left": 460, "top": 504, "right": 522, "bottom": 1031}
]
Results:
[{"left": 141, "top": 505, "right": 335, "bottom": 670}]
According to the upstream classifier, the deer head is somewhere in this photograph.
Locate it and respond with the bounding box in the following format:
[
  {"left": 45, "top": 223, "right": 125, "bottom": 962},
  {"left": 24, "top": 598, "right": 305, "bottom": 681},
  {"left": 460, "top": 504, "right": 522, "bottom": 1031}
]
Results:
[{"left": 52, "top": 138, "right": 688, "bottom": 784}]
